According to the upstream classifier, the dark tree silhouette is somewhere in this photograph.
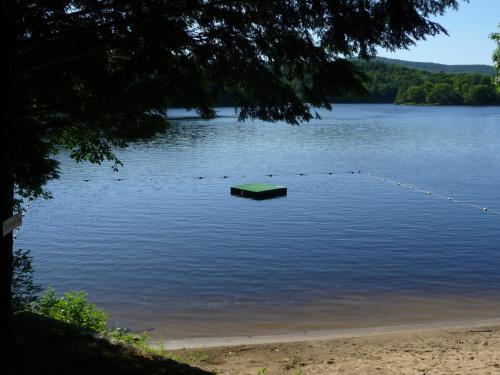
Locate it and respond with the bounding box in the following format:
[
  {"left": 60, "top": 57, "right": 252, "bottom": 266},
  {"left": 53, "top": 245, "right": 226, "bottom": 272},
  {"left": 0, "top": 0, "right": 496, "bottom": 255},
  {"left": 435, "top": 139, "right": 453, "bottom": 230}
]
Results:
[{"left": 1, "top": 0, "right": 460, "bottom": 339}]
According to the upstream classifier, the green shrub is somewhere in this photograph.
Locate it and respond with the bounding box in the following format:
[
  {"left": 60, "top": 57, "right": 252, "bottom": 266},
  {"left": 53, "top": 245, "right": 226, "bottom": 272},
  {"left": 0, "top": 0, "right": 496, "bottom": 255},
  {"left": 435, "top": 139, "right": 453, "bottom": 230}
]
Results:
[{"left": 37, "top": 288, "right": 108, "bottom": 331}]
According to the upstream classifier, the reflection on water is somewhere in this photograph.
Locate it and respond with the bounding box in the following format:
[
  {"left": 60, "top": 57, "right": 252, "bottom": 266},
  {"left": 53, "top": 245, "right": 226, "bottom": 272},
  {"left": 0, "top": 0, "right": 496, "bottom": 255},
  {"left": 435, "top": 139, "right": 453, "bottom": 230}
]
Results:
[{"left": 16, "top": 104, "right": 500, "bottom": 338}]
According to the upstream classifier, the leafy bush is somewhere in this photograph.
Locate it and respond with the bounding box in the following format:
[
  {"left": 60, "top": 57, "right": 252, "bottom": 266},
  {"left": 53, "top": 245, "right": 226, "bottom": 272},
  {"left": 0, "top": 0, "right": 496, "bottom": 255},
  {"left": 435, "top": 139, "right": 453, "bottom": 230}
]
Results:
[
  {"left": 12, "top": 249, "right": 41, "bottom": 313},
  {"left": 37, "top": 288, "right": 108, "bottom": 331}
]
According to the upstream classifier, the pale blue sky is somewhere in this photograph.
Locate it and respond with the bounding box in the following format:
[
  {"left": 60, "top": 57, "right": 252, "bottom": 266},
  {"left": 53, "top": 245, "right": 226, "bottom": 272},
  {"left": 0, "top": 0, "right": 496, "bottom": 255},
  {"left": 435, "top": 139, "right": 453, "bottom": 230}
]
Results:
[{"left": 377, "top": 0, "right": 500, "bottom": 65}]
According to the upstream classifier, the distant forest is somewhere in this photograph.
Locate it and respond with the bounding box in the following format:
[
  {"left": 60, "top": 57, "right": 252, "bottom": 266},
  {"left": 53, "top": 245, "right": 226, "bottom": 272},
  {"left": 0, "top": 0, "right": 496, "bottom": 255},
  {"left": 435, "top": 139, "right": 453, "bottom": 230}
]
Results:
[
  {"left": 374, "top": 57, "right": 495, "bottom": 75},
  {"left": 212, "top": 59, "right": 500, "bottom": 107},
  {"left": 335, "top": 59, "right": 500, "bottom": 105}
]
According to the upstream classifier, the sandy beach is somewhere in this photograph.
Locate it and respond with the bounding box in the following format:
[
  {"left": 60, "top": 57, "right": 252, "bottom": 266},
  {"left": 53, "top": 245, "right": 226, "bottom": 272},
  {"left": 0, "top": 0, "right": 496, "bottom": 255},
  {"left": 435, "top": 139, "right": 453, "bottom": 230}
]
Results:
[{"left": 165, "top": 320, "right": 500, "bottom": 374}]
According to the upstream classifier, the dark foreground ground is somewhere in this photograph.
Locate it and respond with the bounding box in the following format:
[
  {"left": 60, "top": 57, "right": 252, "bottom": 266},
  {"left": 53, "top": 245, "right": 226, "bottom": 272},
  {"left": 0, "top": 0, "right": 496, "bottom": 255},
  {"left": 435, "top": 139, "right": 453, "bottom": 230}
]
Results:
[
  {"left": 4, "top": 313, "right": 500, "bottom": 374},
  {"left": 1, "top": 313, "right": 211, "bottom": 375}
]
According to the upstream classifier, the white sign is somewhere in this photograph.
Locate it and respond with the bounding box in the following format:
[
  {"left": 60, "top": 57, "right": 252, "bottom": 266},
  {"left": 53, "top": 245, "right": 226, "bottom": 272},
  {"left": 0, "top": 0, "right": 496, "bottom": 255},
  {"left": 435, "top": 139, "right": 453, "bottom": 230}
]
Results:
[{"left": 2, "top": 212, "right": 22, "bottom": 237}]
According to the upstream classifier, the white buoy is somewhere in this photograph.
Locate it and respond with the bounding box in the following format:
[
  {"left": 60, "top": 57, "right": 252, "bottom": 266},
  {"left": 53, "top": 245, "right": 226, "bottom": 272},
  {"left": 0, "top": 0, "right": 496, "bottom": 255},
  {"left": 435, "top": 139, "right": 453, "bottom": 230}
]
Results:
[
  {"left": 483, "top": 207, "right": 488, "bottom": 211},
  {"left": 427, "top": 192, "right": 432, "bottom": 195},
  {"left": 410, "top": 186, "right": 414, "bottom": 190},
  {"left": 397, "top": 182, "right": 401, "bottom": 186},
  {"left": 448, "top": 197, "right": 452, "bottom": 201}
]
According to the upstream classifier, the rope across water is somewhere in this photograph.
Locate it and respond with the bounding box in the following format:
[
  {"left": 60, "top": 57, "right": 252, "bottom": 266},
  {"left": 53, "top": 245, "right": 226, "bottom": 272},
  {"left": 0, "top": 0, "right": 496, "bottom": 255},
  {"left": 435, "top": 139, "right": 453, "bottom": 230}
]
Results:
[
  {"left": 366, "top": 172, "right": 500, "bottom": 216},
  {"left": 80, "top": 169, "right": 499, "bottom": 215},
  {"left": 17, "top": 169, "right": 498, "bottom": 240}
]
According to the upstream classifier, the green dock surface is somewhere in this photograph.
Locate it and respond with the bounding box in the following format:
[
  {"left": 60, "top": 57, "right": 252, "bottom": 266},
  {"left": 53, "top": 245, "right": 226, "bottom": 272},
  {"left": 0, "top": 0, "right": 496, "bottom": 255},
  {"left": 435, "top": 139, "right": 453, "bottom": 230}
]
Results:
[{"left": 230, "top": 183, "right": 287, "bottom": 200}]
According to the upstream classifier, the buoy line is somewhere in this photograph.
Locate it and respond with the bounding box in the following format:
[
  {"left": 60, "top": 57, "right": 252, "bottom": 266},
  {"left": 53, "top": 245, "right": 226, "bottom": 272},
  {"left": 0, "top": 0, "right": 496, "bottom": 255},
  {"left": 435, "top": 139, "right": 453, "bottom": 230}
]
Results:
[
  {"left": 77, "top": 170, "right": 361, "bottom": 182},
  {"left": 366, "top": 172, "right": 500, "bottom": 216},
  {"left": 77, "top": 170, "right": 499, "bottom": 216},
  {"left": 16, "top": 170, "right": 497, "bottom": 240},
  {"left": 192, "top": 170, "right": 361, "bottom": 180}
]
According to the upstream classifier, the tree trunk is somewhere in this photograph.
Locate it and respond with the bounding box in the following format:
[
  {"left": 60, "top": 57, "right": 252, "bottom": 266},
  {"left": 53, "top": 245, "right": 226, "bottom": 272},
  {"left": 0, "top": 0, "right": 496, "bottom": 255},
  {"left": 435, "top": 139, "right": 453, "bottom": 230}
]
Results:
[
  {"left": 0, "top": 0, "right": 15, "bottom": 343},
  {"left": 0, "top": 149, "right": 14, "bottom": 343}
]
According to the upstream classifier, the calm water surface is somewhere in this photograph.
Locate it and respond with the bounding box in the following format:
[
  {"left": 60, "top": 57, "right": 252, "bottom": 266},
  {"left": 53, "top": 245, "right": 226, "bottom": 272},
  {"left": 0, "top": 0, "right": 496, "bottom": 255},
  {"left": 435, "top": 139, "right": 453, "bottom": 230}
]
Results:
[{"left": 16, "top": 104, "right": 500, "bottom": 338}]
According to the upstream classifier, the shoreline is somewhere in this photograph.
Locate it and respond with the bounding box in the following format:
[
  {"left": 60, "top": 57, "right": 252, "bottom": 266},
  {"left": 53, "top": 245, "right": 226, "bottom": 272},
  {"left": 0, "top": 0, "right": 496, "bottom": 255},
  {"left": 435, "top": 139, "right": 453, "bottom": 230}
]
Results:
[
  {"left": 119, "top": 292, "right": 500, "bottom": 342},
  {"left": 154, "top": 317, "right": 500, "bottom": 350},
  {"left": 160, "top": 318, "right": 500, "bottom": 374}
]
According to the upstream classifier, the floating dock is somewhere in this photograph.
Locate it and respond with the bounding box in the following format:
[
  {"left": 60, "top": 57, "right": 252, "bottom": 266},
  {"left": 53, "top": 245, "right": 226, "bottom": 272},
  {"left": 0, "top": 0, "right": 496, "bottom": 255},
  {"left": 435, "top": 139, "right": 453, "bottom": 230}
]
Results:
[{"left": 230, "top": 183, "right": 287, "bottom": 200}]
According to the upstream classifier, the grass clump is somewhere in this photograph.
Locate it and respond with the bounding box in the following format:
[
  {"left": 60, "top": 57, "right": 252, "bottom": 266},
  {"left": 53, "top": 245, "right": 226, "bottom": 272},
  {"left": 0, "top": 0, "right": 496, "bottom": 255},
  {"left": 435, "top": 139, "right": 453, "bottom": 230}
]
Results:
[
  {"left": 106, "top": 328, "right": 151, "bottom": 350},
  {"left": 160, "top": 350, "right": 213, "bottom": 365}
]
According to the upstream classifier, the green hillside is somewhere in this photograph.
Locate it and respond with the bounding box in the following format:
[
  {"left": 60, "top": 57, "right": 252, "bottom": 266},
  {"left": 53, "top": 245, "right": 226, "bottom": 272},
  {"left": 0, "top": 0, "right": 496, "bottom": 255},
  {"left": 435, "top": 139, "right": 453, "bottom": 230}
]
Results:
[
  {"left": 333, "top": 59, "right": 500, "bottom": 105},
  {"left": 375, "top": 57, "right": 495, "bottom": 75},
  {"left": 206, "top": 59, "right": 500, "bottom": 107}
]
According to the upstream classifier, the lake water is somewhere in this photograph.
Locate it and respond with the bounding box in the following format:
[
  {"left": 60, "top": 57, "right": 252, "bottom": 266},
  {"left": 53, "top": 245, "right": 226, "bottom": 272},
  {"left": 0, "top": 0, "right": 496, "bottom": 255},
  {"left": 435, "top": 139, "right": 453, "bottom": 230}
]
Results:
[{"left": 16, "top": 104, "right": 500, "bottom": 339}]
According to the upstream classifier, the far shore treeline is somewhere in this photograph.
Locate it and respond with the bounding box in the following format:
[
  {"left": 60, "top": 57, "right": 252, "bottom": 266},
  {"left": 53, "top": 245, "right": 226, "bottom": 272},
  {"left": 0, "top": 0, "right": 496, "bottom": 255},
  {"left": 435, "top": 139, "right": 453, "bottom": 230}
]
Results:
[
  {"left": 213, "top": 59, "right": 500, "bottom": 107},
  {"left": 339, "top": 60, "right": 500, "bottom": 105}
]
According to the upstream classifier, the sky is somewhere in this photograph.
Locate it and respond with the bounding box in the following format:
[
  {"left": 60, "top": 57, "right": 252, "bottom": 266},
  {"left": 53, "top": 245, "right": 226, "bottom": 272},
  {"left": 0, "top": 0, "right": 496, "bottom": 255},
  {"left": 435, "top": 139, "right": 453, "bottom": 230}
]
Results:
[{"left": 377, "top": 0, "right": 500, "bottom": 65}]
